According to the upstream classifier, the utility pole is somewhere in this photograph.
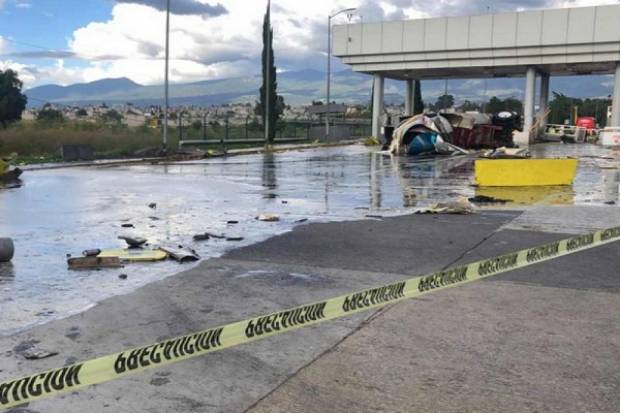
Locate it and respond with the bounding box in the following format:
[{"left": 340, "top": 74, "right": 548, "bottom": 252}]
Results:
[
  {"left": 163, "top": 0, "right": 170, "bottom": 151},
  {"left": 326, "top": 7, "right": 356, "bottom": 139},
  {"left": 264, "top": 1, "right": 271, "bottom": 144}
]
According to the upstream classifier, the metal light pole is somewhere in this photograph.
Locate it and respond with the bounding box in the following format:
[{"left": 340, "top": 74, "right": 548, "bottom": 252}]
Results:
[
  {"left": 326, "top": 7, "right": 355, "bottom": 139},
  {"left": 163, "top": 0, "right": 170, "bottom": 150},
  {"left": 265, "top": 5, "right": 271, "bottom": 144}
]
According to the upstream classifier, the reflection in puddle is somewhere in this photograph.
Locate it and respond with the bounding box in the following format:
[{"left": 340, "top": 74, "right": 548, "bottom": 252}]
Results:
[{"left": 475, "top": 186, "right": 575, "bottom": 205}]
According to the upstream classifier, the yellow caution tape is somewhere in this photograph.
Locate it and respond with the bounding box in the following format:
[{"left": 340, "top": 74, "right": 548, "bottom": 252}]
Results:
[{"left": 2, "top": 225, "right": 620, "bottom": 409}]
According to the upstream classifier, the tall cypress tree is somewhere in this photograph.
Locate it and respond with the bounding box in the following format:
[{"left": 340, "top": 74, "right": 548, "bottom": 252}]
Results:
[{"left": 260, "top": 0, "right": 278, "bottom": 144}]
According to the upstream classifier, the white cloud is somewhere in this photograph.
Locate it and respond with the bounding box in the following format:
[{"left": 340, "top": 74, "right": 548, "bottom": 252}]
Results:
[
  {"left": 15, "top": 2, "right": 32, "bottom": 9},
  {"left": 0, "top": 36, "right": 6, "bottom": 54},
  {"left": 12, "top": 0, "right": 620, "bottom": 87}
]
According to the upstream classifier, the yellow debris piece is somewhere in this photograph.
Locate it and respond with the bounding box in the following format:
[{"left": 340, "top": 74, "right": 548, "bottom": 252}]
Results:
[
  {"left": 98, "top": 249, "right": 168, "bottom": 262},
  {"left": 475, "top": 159, "right": 578, "bottom": 187}
]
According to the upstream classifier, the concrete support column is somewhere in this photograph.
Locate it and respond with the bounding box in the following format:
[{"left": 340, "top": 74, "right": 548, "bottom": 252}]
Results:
[
  {"left": 405, "top": 79, "right": 414, "bottom": 116},
  {"left": 523, "top": 66, "right": 537, "bottom": 137},
  {"left": 372, "top": 74, "right": 385, "bottom": 139},
  {"left": 539, "top": 72, "right": 550, "bottom": 128},
  {"left": 611, "top": 62, "right": 620, "bottom": 127}
]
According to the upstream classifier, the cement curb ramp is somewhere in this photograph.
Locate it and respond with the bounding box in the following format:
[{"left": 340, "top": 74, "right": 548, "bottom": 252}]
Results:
[{"left": 1, "top": 225, "right": 619, "bottom": 410}]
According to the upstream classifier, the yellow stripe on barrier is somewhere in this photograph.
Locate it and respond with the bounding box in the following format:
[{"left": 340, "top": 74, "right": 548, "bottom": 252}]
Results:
[{"left": 1, "top": 226, "right": 620, "bottom": 409}]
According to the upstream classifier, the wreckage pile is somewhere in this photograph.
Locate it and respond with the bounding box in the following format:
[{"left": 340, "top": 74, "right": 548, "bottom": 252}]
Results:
[{"left": 386, "top": 111, "right": 522, "bottom": 156}]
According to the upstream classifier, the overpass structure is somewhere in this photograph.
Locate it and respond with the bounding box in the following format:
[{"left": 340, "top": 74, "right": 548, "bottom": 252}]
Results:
[{"left": 332, "top": 4, "right": 620, "bottom": 143}]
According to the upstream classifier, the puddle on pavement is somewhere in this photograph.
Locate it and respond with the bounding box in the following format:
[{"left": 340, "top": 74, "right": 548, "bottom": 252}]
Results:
[{"left": 0, "top": 143, "right": 618, "bottom": 335}]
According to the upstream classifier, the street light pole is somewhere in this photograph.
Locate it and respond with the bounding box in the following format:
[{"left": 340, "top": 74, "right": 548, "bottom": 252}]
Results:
[
  {"left": 163, "top": 0, "right": 170, "bottom": 151},
  {"left": 325, "top": 7, "right": 355, "bottom": 139}
]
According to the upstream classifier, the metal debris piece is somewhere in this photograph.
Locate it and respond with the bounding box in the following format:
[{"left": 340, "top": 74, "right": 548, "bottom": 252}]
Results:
[
  {"left": 118, "top": 235, "right": 147, "bottom": 248},
  {"left": 148, "top": 202, "right": 157, "bottom": 209},
  {"left": 159, "top": 246, "right": 200, "bottom": 263},
  {"left": 82, "top": 249, "right": 101, "bottom": 257},
  {"left": 193, "top": 233, "right": 210, "bottom": 241},
  {"left": 226, "top": 237, "right": 244, "bottom": 242},
  {"left": 480, "top": 147, "right": 531, "bottom": 159},
  {"left": 23, "top": 348, "right": 59, "bottom": 360},
  {"left": 121, "top": 223, "right": 135, "bottom": 228},
  {"left": 256, "top": 214, "right": 280, "bottom": 222}
]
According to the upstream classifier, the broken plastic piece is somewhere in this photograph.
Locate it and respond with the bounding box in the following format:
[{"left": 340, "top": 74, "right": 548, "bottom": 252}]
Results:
[{"left": 256, "top": 214, "right": 280, "bottom": 222}]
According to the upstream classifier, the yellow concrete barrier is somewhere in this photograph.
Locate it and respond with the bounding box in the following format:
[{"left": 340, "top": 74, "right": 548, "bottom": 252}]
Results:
[{"left": 475, "top": 159, "right": 578, "bottom": 187}]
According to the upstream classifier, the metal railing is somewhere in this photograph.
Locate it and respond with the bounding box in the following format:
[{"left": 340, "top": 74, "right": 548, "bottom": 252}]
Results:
[{"left": 177, "top": 117, "right": 372, "bottom": 149}]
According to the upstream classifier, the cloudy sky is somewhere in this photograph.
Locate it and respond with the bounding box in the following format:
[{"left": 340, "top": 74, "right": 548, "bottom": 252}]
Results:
[{"left": 0, "top": 0, "right": 616, "bottom": 88}]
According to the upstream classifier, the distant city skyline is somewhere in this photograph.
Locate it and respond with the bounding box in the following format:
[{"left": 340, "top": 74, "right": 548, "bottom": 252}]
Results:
[{"left": 0, "top": 0, "right": 616, "bottom": 88}]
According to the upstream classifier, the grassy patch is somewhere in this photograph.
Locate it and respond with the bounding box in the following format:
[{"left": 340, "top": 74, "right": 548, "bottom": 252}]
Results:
[{"left": 0, "top": 121, "right": 169, "bottom": 161}]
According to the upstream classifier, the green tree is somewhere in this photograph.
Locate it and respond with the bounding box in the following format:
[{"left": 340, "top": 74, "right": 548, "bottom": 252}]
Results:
[
  {"left": 413, "top": 79, "right": 424, "bottom": 114},
  {"left": 76, "top": 108, "right": 88, "bottom": 117},
  {"left": 191, "top": 119, "right": 203, "bottom": 130},
  {"left": 459, "top": 100, "right": 481, "bottom": 112},
  {"left": 434, "top": 94, "right": 454, "bottom": 111},
  {"left": 0, "top": 69, "right": 28, "bottom": 128},
  {"left": 258, "top": 0, "right": 280, "bottom": 144},
  {"left": 101, "top": 109, "right": 122, "bottom": 124},
  {"left": 37, "top": 104, "right": 64, "bottom": 123},
  {"left": 548, "top": 92, "right": 579, "bottom": 125}
]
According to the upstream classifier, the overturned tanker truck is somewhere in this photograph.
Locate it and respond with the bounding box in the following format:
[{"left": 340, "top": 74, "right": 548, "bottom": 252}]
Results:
[{"left": 385, "top": 111, "right": 521, "bottom": 156}]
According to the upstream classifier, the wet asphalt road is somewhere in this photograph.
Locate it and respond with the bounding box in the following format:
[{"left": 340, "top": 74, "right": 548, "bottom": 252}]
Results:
[{"left": 1, "top": 143, "right": 619, "bottom": 335}]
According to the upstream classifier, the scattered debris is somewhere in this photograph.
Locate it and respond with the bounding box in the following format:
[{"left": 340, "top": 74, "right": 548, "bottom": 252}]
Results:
[
  {"left": 82, "top": 249, "right": 101, "bottom": 257},
  {"left": 256, "top": 213, "right": 280, "bottom": 222},
  {"left": 68, "top": 256, "right": 124, "bottom": 270},
  {"left": 118, "top": 235, "right": 147, "bottom": 248},
  {"left": 1, "top": 155, "right": 23, "bottom": 183},
  {"left": 118, "top": 274, "right": 128, "bottom": 280},
  {"left": 149, "top": 216, "right": 161, "bottom": 221},
  {"left": 204, "top": 232, "right": 226, "bottom": 239},
  {"left": 281, "top": 200, "right": 289, "bottom": 204},
  {"left": 121, "top": 223, "right": 135, "bottom": 228},
  {"left": 193, "top": 233, "right": 210, "bottom": 241},
  {"left": 480, "top": 147, "right": 531, "bottom": 159},
  {"left": 468, "top": 195, "right": 510, "bottom": 204},
  {"left": 365, "top": 214, "right": 383, "bottom": 219},
  {"left": 23, "top": 348, "right": 59, "bottom": 360},
  {"left": 227, "top": 220, "right": 239, "bottom": 225},
  {"left": 605, "top": 200, "right": 616, "bottom": 205},
  {"left": 363, "top": 136, "right": 380, "bottom": 146},
  {"left": 0, "top": 238, "right": 14, "bottom": 262},
  {"left": 226, "top": 236, "right": 244, "bottom": 242},
  {"left": 159, "top": 246, "right": 200, "bottom": 263},
  {"left": 148, "top": 202, "right": 157, "bottom": 209},
  {"left": 98, "top": 249, "right": 167, "bottom": 262},
  {"left": 295, "top": 218, "right": 309, "bottom": 223},
  {"left": 414, "top": 197, "right": 476, "bottom": 215}
]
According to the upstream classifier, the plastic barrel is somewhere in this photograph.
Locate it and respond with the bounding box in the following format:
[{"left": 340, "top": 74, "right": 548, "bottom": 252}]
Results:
[{"left": 0, "top": 238, "right": 14, "bottom": 262}]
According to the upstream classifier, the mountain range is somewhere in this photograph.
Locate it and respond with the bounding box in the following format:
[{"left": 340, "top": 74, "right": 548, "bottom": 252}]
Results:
[{"left": 24, "top": 69, "right": 615, "bottom": 108}]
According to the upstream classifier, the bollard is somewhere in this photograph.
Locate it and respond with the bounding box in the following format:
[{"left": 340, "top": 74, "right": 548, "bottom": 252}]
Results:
[{"left": 0, "top": 238, "right": 14, "bottom": 262}]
